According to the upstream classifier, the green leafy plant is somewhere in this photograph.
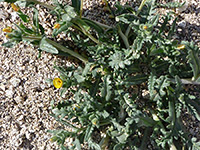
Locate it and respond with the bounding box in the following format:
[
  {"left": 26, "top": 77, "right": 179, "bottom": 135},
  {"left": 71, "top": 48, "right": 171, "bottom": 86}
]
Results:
[{"left": 2, "top": 0, "right": 200, "bottom": 149}]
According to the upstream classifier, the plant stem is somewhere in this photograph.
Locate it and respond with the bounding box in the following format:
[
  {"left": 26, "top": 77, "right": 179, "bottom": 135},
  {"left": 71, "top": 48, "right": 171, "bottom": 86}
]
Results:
[
  {"left": 125, "top": 25, "right": 131, "bottom": 37},
  {"left": 78, "top": 25, "right": 100, "bottom": 44},
  {"left": 22, "top": 35, "right": 42, "bottom": 40},
  {"left": 117, "top": 25, "right": 130, "bottom": 49},
  {"left": 46, "top": 38, "right": 88, "bottom": 64},
  {"left": 88, "top": 19, "right": 112, "bottom": 29},
  {"left": 125, "top": 0, "right": 147, "bottom": 37},
  {"left": 80, "top": 0, "right": 83, "bottom": 18},
  {"left": 137, "top": 0, "right": 147, "bottom": 16}
]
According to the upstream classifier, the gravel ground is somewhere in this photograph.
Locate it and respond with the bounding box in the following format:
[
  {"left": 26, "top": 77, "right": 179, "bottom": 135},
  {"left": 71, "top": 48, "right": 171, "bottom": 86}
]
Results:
[{"left": 0, "top": 0, "right": 200, "bottom": 150}]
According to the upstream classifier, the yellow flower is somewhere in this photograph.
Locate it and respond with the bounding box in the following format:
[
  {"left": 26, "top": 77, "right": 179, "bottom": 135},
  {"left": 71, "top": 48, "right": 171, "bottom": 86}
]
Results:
[
  {"left": 53, "top": 78, "right": 63, "bottom": 89},
  {"left": 92, "top": 118, "right": 98, "bottom": 125},
  {"left": 6, "top": 34, "right": 11, "bottom": 38},
  {"left": 143, "top": 25, "right": 148, "bottom": 30},
  {"left": 53, "top": 23, "right": 61, "bottom": 29},
  {"left": 73, "top": 104, "right": 80, "bottom": 111},
  {"left": 11, "top": 3, "right": 20, "bottom": 12},
  {"left": 177, "top": 44, "right": 185, "bottom": 50},
  {"left": 3, "top": 27, "right": 12, "bottom": 33}
]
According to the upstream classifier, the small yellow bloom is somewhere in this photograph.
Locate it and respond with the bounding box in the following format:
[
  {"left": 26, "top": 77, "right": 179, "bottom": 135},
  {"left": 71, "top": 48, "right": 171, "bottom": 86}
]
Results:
[
  {"left": 177, "top": 44, "right": 185, "bottom": 50},
  {"left": 53, "top": 23, "right": 61, "bottom": 29},
  {"left": 73, "top": 104, "right": 80, "bottom": 111},
  {"left": 6, "top": 34, "right": 11, "bottom": 38},
  {"left": 93, "top": 121, "right": 97, "bottom": 125},
  {"left": 143, "top": 25, "right": 148, "bottom": 30},
  {"left": 53, "top": 78, "right": 63, "bottom": 89},
  {"left": 3, "top": 27, "right": 12, "bottom": 33},
  {"left": 50, "top": 138, "right": 55, "bottom": 142},
  {"left": 11, "top": 3, "right": 20, "bottom": 12}
]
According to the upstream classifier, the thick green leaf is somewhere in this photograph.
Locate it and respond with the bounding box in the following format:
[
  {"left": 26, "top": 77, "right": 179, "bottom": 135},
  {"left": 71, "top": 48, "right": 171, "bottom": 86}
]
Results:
[
  {"left": 88, "top": 138, "right": 101, "bottom": 150},
  {"left": 84, "top": 125, "right": 94, "bottom": 142},
  {"left": 39, "top": 37, "right": 59, "bottom": 54},
  {"left": 74, "top": 138, "right": 81, "bottom": 150},
  {"left": 148, "top": 73, "right": 156, "bottom": 99},
  {"left": 150, "top": 48, "right": 164, "bottom": 56},
  {"left": 71, "top": 0, "right": 81, "bottom": 14},
  {"left": 123, "top": 74, "right": 147, "bottom": 85},
  {"left": 138, "top": 116, "right": 156, "bottom": 127},
  {"left": 187, "top": 49, "right": 200, "bottom": 81},
  {"left": 82, "top": 18, "right": 104, "bottom": 34},
  {"left": 168, "top": 17, "right": 177, "bottom": 38},
  {"left": 33, "top": 8, "right": 39, "bottom": 33},
  {"left": 19, "top": 23, "right": 34, "bottom": 34},
  {"left": 151, "top": 76, "right": 170, "bottom": 101},
  {"left": 184, "top": 96, "right": 200, "bottom": 121},
  {"left": 18, "top": 11, "right": 29, "bottom": 23},
  {"left": 116, "top": 132, "right": 129, "bottom": 143},
  {"left": 100, "top": 75, "right": 112, "bottom": 101},
  {"left": 63, "top": 5, "right": 77, "bottom": 20}
]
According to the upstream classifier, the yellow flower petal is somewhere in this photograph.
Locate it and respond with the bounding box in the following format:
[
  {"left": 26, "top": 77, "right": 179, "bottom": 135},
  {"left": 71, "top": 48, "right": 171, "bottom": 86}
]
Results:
[
  {"left": 143, "top": 25, "right": 148, "bottom": 30},
  {"left": 177, "top": 44, "right": 185, "bottom": 50},
  {"left": 3, "top": 27, "right": 12, "bottom": 33},
  {"left": 53, "top": 23, "right": 61, "bottom": 29},
  {"left": 53, "top": 78, "right": 63, "bottom": 89},
  {"left": 11, "top": 3, "right": 20, "bottom": 12}
]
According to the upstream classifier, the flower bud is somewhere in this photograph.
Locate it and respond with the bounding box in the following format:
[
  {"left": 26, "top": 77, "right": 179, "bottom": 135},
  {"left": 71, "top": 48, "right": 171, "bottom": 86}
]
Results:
[
  {"left": 53, "top": 23, "right": 61, "bottom": 29},
  {"left": 177, "top": 44, "right": 185, "bottom": 50},
  {"left": 3, "top": 27, "right": 12, "bottom": 33},
  {"left": 11, "top": 3, "right": 20, "bottom": 12},
  {"left": 143, "top": 25, "right": 148, "bottom": 30},
  {"left": 53, "top": 78, "right": 63, "bottom": 89}
]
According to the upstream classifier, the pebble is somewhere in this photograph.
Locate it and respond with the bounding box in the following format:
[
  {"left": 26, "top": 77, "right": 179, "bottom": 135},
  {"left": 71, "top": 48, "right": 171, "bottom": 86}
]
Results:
[
  {"left": 10, "top": 77, "right": 21, "bottom": 87},
  {"left": 5, "top": 87, "right": 14, "bottom": 98},
  {"left": 178, "top": 21, "right": 186, "bottom": 28}
]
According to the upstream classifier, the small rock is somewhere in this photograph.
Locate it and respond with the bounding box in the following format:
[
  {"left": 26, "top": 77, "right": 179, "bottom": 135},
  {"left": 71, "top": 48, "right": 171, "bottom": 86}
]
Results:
[
  {"left": 14, "top": 96, "right": 24, "bottom": 104},
  {"left": 10, "top": 77, "right": 21, "bottom": 87},
  {"left": 178, "top": 21, "right": 186, "bottom": 28},
  {"left": 0, "top": 75, "right": 4, "bottom": 81},
  {"left": 0, "top": 84, "right": 6, "bottom": 91},
  {"left": 5, "top": 87, "right": 14, "bottom": 98}
]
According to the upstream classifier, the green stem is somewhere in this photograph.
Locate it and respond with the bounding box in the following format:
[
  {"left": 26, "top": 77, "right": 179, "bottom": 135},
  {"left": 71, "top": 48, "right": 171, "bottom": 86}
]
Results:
[
  {"left": 117, "top": 25, "right": 130, "bottom": 49},
  {"left": 80, "top": 0, "right": 83, "bottom": 18},
  {"left": 125, "top": 0, "right": 147, "bottom": 38},
  {"left": 22, "top": 35, "right": 42, "bottom": 40},
  {"left": 46, "top": 38, "right": 88, "bottom": 64},
  {"left": 137, "top": 0, "right": 147, "bottom": 16},
  {"left": 87, "top": 18, "right": 112, "bottom": 29},
  {"left": 78, "top": 25, "right": 100, "bottom": 44},
  {"left": 125, "top": 25, "right": 131, "bottom": 37}
]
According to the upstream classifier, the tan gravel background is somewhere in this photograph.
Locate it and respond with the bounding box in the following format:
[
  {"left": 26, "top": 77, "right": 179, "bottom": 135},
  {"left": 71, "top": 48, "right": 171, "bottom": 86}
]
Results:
[{"left": 0, "top": 0, "right": 200, "bottom": 150}]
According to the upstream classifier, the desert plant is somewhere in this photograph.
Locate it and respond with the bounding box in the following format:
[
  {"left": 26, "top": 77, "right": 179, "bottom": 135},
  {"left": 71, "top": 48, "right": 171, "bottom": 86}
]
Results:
[{"left": 1, "top": 0, "right": 200, "bottom": 149}]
